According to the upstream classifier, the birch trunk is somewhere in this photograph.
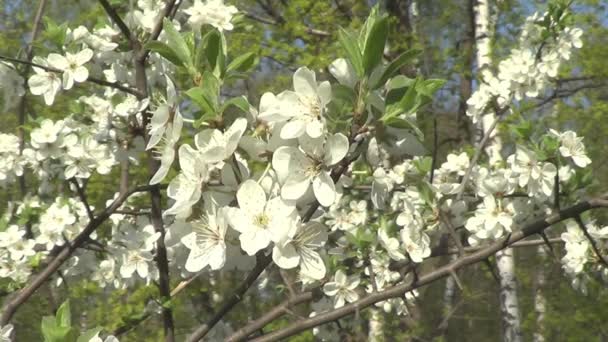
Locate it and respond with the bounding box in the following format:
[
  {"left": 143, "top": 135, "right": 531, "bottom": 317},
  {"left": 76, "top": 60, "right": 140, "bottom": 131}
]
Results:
[
  {"left": 496, "top": 248, "right": 523, "bottom": 342},
  {"left": 533, "top": 246, "right": 547, "bottom": 342},
  {"left": 472, "top": 1, "right": 522, "bottom": 341},
  {"left": 368, "top": 308, "right": 383, "bottom": 341}
]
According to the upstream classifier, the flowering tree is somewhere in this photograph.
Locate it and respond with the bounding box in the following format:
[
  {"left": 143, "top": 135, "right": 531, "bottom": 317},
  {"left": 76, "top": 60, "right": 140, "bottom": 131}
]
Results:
[{"left": 0, "top": 0, "right": 607, "bottom": 341}]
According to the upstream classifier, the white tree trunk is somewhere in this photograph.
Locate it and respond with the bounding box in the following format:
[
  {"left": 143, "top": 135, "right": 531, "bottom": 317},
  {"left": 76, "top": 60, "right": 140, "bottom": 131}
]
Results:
[
  {"left": 368, "top": 308, "right": 383, "bottom": 341},
  {"left": 472, "top": 1, "right": 522, "bottom": 341},
  {"left": 496, "top": 248, "right": 523, "bottom": 342},
  {"left": 533, "top": 246, "right": 547, "bottom": 342}
]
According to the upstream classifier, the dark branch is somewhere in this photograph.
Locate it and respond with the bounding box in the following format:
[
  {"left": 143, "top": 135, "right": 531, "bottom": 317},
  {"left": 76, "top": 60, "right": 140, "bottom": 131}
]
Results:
[{"left": 249, "top": 195, "right": 608, "bottom": 341}]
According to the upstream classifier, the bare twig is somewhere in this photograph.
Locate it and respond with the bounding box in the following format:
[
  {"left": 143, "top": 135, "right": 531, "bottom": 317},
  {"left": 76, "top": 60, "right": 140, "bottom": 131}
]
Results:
[
  {"left": 243, "top": 10, "right": 331, "bottom": 37},
  {"left": 98, "top": 0, "right": 138, "bottom": 48},
  {"left": 70, "top": 179, "right": 94, "bottom": 221},
  {"left": 0, "top": 55, "right": 144, "bottom": 97},
  {"left": 185, "top": 252, "right": 273, "bottom": 342},
  {"left": 226, "top": 292, "right": 315, "bottom": 342},
  {"left": 574, "top": 215, "right": 608, "bottom": 269}
]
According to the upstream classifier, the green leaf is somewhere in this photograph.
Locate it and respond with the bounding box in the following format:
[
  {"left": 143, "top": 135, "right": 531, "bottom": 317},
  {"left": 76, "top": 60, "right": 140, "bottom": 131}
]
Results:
[
  {"left": 41, "top": 316, "right": 76, "bottom": 342},
  {"left": 384, "top": 79, "right": 420, "bottom": 120},
  {"left": 186, "top": 73, "right": 220, "bottom": 121},
  {"left": 362, "top": 16, "right": 389, "bottom": 75},
  {"left": 204, "top": 29, "right": 227, "bottom": 78},
  {"left": 332, "top": 84, "right": 357, "bottom": 103},
  {"left": 512, "top": 120, "right": 533, "bottom": 140},
  {"left": 386, "top": 75, "right": 415, "bottom": 92},
  {"left": 76, "top": 328, "right": 102, "bottom": 342},
  {"left": 416, "top": 79, "right": 446, "bottom": 97},
  {"left": 358, "top": 5, "right": 380, "bottom": 50},
  {"left": 370, "top": 49, "right": 420, "bottom": 89},
  {"left": 338, "top": 28, "right": 364, "bottom": 78},
  {"left": 162, "top": 18, "right": 193, "bottom": 69},
  {"left": 145, "top": 41, "right": 185, "bottom": 67},
  {"left": 227, "top": 52, "right": 257, "bottom": 74},
  {"left": 417, "top": 182, "right": 435, "bottom": 205},
  {"left": 383, "top": 117, "right": 424, "bottom": 141},
  {"left": 43, "top": 17, "right": 68, "bottom": 46},
  {"left": 221, "top": 96, "right": 250, "bottom": 114},
  {"left": 56, "top": 300, "right": 71, "bottom": 327}
]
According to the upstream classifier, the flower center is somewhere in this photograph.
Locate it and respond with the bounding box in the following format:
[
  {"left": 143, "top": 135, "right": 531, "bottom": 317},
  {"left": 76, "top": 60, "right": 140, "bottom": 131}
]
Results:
[
  {"left": 254, "top": 213, "right": 270, "bottom": 228},
  {"left": 300, "top": 95, "right": 321, "bottom": 120},
  {"left": 304, "top": 161, "right": 322, "bottom": 177}
]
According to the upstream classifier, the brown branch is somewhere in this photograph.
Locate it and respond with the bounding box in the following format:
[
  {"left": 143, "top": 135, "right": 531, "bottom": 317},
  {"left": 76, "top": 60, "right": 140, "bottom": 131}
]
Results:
[
  {"left": 14, "top": 0, "right": 48, "bottom": 239},
  {"left": 137, "top": 0, "right": 180, "bottom": 63},
  {"left": 70, "top": 179, "right": 94, "bottom": 221},
  {"left": 243, "top": 10, "right": 331, "bottom": 37},
  {"left": 574, "top": 215, "right": 608, "bottom": 269},
  {"left": 113, "top": 271, "right": 203, "bottom": 337},
  {"left": 456, "top": 111, "right": 503, "bottom": 200},
  {"left": 125, "top": 11, "right": 176, "bottom": 339},
  {"left": 0, "top": 55, "right": 144, "bottom": 97},
  {"left": 249, "top": 195, "right": 608, "bottom": 341},
  {"left": 185, "top": 252, "right": 274, "bottom": 342},
  {"left": 0, "top": 184, "right": 157, "bottom": 325},
  {"left": 98, "top": 0, "right": 138, "bottom": 49},
  {"left": 226, "top": 292, "right": 315, "bottom": 342}
]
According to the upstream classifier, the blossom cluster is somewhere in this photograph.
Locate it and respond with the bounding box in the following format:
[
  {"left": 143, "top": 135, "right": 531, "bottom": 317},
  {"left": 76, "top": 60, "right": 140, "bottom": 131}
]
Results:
[{"left": 466, "top": 11, "right": 584, "bottom": 123}]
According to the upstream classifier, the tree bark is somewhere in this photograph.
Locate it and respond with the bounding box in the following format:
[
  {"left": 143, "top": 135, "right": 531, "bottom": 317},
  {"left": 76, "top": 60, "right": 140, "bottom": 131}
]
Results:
[
  {"left": 368, "top": 308, "right": 383, "bottom": 341},
  {"left": 472, "top": 1, "right": 521, "bottom": 341},
  {"left": 533, "top": 246, "right": 547, "bottom": 342},
  {"left": 496, "top": 248, "right": 523, "bottom": 342}
]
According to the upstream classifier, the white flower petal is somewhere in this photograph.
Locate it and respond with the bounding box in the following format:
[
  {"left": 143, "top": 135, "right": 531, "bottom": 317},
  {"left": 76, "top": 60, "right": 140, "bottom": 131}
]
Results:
[{"left": 313, "top": 172, "right": 336, "bottom": 207}]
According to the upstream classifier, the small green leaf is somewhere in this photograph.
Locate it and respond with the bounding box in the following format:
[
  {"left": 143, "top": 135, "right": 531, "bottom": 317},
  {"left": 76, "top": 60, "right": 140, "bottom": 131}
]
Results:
[
  {"left": 221, "top": 96, "right": 250, "bottom": 114},
  {"left": 386, "top": 75, "right": 415, "bottom": 92},
  {"left": 41, "top": 316, "right": 76, "bottom": 342},
  {"left": 187, "top": 88, "right": 216, "bottom": 116},
  {"left": 362, "top": 16, "right": 389, "bottom": 75},
  {"left": 145, "top": 41, "right": 185, "bottom": 67},
  {"left": 417, "top": 182, "right": 435, "bottom": 205},
  {"left": 358, "top": 5, "right": 380, "bottom": 50},
  {"left": 383, "top": 117, "right": 424, "bottom": 141},
  {"left": 203, "top": 29, "right": 227, "bottom": 78},
  {"left": 163, "top": 18, "right": 193, "bottom": 69},
  {"left": 76, "top": 328, "right": 102, "bottom": 342},
  {"left": 384, "top": 79, "right": 420, "bottom": 120},
  {"left": 186, "top": 73, "right": 221, "bottom": 121},
  {"left": 227, "top": 52, "right": 257, "bottom": 73},
  {"left": 338, "top": 28, "right": 364, "bottom": 78},
  {"left": 56, "top": 300, "right": 71, "bottom": 327},
  {"left": 416, "top": 79, "right": 446, "bottom": 97},
  {"left": 370, "top": 49, "right": 420, "bottom": 89}
]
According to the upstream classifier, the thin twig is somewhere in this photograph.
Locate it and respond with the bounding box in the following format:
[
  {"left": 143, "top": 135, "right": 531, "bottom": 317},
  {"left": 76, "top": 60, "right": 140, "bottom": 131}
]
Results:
[
  {"left": 0, "top": 55, "right": 144, "bottom": 97},
  {"left": 574, "top": 216, "right": 608, "bottom": 269}
]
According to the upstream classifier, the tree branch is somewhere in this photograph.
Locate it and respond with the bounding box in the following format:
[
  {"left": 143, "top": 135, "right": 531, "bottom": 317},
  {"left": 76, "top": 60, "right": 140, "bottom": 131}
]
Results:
[
  {"left": 185, "top": 252, "right": 273, "bottom": 342},
  {"left": 226, "top": 292, "right": 315, "bottom": 342},
  {"left": 0, "top": 55, "right": 145, "bottom": 97},
  {"left": 137, "top": 0, "right": 180, "bottom": 63},
  {"left": 243, "top": 10, "right": 331, "bottom": 37},
  {"left": 249, "top": 195, "right": 608, "bottom": 341},
  {"left": 574, "top": 215, "right": 608, "bottom": 269},
  {"left": 97, "top": 0, "right": 138, "bottom": 48},
  {"left": 0, "top": 184, "right": 157, "bottom": 325}
]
